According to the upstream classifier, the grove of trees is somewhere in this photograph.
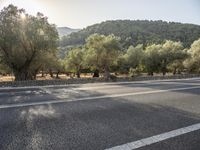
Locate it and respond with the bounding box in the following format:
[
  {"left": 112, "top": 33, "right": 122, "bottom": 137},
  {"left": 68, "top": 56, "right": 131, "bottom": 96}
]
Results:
[
  {"left": 0, "top": 5, "right": 200, "bottom": 81},
  {"left": 63, "top": 35, "right": 199, "bottom": 79}
]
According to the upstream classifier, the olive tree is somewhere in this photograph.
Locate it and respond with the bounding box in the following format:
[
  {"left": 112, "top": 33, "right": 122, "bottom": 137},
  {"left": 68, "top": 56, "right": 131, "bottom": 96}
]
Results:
[
  {"left": 65, "top": 47, "right": 85, "bottom": 78},
  {"left": 0, "top": 5, "right": 58, "bottom": 80},
  {"left": 143, "top": 41, "right": 187, "bottom": 75},
  {"left": 123, "top": 44, "right": 144, "bottom": 74},
  {"left": 143, "top": 44, "right": 162, "bottom": 75},
  {"left": 85, "top": 34, "right": 121, "bottom": 79},
  {"left": 159, "top": 40, "right": 185, "bottom": 75},
  {"left": 184, "top": 38, "right": 200, "bottom": 73}
]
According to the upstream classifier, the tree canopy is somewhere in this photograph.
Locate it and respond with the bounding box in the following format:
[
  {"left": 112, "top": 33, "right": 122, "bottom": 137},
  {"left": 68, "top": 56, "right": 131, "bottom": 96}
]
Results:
[
  {"left": 124, "top": 44, "right": 144, "bottom": 69},
  {"left": 184, "top": 38, "right": 200, "bottom": 73},
  {"left": 85, "top": 34, "right": 121, "bottom": 79},
  {"left": 60, "top": 20, "right": 200, "bottom": 50},
  {"left": 0, "top": 5, "right": 58, "bottom": 80},
  {"left": 65, "top": 47, "right": 85, "bottom": 78}
]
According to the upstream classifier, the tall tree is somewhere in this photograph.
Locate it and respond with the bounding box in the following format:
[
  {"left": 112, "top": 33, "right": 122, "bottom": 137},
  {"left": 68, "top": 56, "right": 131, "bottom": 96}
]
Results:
[
  {"left": 143, "top": 44, "right": 162, "bottom": 75},
  {"left": 65, "top": 47, "right": 85, "bottom": 78},
  {"left": 0, "top": 5, "right": 58, "bottom": 80},
  {"left": 159, "top": 40, "right": 185, "bottom": 75},
  {"left": 143, "top": 41, "right": 187, "bottom": 75},
  {"left": 184, "top": 38, "right": 200, "bottom": 73},
  {"left": 85, "top": 34, "right": 121, "bottom": 79},
  {"left": 124, "top": 44, "right": 144, "bottom": 70}
]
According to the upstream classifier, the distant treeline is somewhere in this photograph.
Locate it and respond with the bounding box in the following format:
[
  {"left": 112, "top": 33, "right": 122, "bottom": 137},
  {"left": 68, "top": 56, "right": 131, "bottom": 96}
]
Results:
[{"left": 60, "top": 20, "right": 200, "bottom": 49}]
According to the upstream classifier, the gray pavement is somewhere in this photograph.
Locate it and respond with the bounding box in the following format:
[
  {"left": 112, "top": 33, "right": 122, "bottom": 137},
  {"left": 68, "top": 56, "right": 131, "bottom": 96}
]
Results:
[{"left": 0, "top": 78, "right": 200, "bottom": 150}]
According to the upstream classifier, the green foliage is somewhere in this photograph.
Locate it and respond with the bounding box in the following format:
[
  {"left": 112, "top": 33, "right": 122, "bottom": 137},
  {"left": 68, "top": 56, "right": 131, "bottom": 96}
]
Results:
[
  {"left": 60, "top": 20, "right": 200, "bottom": 49},
  {"left": 143, "top": 44, "right": 162, "bottom": 75},
  {"left": 0, "top": 5, "right": 58, "bottom": 80},
  {"left": 85, "top": 34, "right": 121, "bottom": 79},
  {"left": 116, "top": 44, "right": 144, "bottom": 74},
  {"left": 159, "top": 41, "right": 187, "bottom": 75},
  {"left": 124, "top": 44, "right": 144, "bottom": 69},
  {"left": 143, "top": 41, "right": 188, "bottom": 75},
  {"left": 65, "top": 47, "right": 85, "bottom": 78},
  {"left": 184, "top": 38, "right": 200, "bottom": 73},
  {"left": 0, "top": 63, "right": 11, "bottom": 75}
]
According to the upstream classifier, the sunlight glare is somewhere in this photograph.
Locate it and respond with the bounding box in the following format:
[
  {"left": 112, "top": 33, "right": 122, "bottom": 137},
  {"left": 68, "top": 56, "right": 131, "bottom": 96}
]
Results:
[{"left": 20, "top": 12, "right": 26, "bottom": 20}]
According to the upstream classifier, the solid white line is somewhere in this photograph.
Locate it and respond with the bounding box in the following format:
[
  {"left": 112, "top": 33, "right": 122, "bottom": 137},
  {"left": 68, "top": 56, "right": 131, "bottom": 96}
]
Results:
[
  {"left": 0, "top": 85, "right": 200, "bottom": 109},
  {"left": 71, "top": 82, "right": 200, "bottom": 90},
  {"left": 105, "top": 123, "right": 200, "bottom": 150}
]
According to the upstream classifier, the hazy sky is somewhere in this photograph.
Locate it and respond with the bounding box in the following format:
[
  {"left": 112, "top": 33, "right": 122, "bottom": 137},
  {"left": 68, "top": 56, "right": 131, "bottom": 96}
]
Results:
[{"left": 0, "top": 0, "right": 200, "bottom": 28}]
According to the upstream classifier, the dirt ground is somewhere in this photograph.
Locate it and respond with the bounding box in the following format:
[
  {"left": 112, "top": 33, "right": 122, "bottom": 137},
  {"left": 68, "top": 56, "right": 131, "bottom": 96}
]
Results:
[
  {"left": 0, "top": 73, "right": 175, "bottom": 82},
  {"left": 0, "top": 74, "right": 92, "bottom": 82}
]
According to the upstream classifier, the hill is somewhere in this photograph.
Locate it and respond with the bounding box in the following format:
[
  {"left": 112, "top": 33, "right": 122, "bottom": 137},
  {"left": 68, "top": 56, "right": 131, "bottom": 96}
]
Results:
[
  {"left": 60, "top": 20, "right": 200, "bottom": 48},
  {"left": 57, "top": 27, "right": 80, "bottom": 37}
]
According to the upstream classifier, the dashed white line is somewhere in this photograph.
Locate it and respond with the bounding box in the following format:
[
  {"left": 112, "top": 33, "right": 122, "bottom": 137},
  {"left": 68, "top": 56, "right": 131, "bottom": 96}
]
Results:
[
  {"left": 105, "top": 123, "right": 200, "bottom": 150},
  {"left": 0, "top": 86, "right": 200, "bottom": 109}
]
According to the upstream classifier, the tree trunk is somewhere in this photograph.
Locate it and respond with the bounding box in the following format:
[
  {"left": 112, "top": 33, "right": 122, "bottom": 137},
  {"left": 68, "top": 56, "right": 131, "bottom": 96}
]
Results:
[
  {"left": 33, "top": 70, "right": 38, "bottom": 80},
  {"left": 162, "top": 71, "right": 166, "bottom": 76},
  {"left": 148, "top": 72, "right": 154, "bottom": 76},
  {"left": 161, "top": 60, "right": 167, "bottom": 76},
  {"left": 104, "top": 66, "right": 110, "bottom": 80},
  {"left": 49, "top": 69, "right": 54, "bottom": 78},
  {"left": 76, "top": 70, "right": 80, "bottom": 78},
  {"left": 33, "top": 73, "right": 37, "bottom": 80},
  {"left": 56, "top": 70, "right": 60, "bottom": 79},
  {"left": 161, "top": 66, "right": 167, "bottom": 76},
  {"left": 41, "top": 69, "right": 45, "bottom": 77},
  {"left": 14, "top": 70, "right": 32, "bottom": 81},
  {"left": 173, "top": 68, "right": 177, "bottom": 75},
  {"left": 93, "top": 69, "right": 99, "bottom": 78},
  {"left": 14, "top": 72, "right": 26, "bottom": 81}
]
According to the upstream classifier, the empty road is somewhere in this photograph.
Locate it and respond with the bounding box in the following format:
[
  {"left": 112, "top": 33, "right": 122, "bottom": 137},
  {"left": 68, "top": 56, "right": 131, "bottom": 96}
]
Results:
[{"left": 0, "top": 78, "right": 200, "bottom": 150}]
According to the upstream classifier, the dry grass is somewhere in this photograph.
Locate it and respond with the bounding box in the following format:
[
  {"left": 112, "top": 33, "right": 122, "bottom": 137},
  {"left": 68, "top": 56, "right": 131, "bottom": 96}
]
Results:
[
  {"left": 0, "top": 73, "right": 95, "bottom": 82},
  {"left": 0, "top": 73, "right": 175, "bottom": 82},
  {"left": 0, "top": 75, "right": 15, "bottom": 82}
]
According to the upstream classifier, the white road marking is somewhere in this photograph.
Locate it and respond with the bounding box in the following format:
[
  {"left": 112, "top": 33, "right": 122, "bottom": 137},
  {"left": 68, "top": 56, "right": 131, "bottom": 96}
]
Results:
[
  {"left": 0, "top": 86, "right": 200, "bottom": 109},
  {"left": 105, "top": 123, "right": 200, "bottom": 150},
  {"left": 68, "top": 82, "right": 200, "bottom": 90}
]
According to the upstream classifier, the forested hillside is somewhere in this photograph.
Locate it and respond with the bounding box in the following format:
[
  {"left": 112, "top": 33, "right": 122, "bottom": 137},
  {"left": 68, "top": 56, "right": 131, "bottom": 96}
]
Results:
[
  {"left": 57, "top": 27, "right": 80, "bottom": 37},
  {"left": 60, "top": 20, "right": 200, "bottom": 48}
]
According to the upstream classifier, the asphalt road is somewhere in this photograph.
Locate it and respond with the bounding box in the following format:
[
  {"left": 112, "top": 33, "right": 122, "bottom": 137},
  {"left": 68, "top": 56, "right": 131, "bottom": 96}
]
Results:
[{"left": 0, "top": 78, "right": 200, "bottom": 150}]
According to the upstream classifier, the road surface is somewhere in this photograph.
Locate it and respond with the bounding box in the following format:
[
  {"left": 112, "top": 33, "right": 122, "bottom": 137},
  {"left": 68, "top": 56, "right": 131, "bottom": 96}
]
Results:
[{"left": 0, "top": 78, "right": 200, "bottom": 150}]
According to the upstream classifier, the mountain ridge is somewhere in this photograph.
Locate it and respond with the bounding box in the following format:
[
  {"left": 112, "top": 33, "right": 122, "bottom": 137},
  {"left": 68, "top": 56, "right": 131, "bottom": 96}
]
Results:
[
  {"left": 59, "top": 20, "right": 200, "bottom": 48},
  {"left": 57, "top": 27, "right": 80, "bottom": 37}
]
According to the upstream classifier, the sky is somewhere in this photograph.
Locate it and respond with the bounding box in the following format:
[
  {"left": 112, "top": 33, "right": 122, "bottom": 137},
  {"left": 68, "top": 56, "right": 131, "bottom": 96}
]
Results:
[{"left": 0, "top": 0, "right": 200, "bottom": 29}]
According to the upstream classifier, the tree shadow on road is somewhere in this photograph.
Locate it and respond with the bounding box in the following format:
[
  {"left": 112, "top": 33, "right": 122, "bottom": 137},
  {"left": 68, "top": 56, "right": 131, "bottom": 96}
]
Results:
[{"left": 0, "top": 90, "right": 200, "bottom": 150}]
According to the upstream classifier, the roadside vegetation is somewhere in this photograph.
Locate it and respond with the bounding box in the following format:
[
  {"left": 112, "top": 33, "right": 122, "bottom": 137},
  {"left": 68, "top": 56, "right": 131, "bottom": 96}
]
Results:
[{"left": 0, "top": 5, "right": 200, "bottom": 81}]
